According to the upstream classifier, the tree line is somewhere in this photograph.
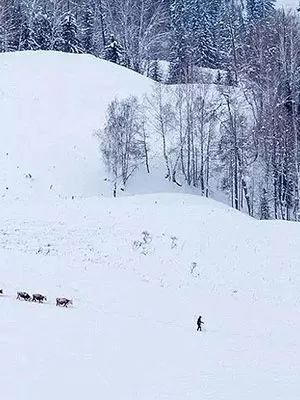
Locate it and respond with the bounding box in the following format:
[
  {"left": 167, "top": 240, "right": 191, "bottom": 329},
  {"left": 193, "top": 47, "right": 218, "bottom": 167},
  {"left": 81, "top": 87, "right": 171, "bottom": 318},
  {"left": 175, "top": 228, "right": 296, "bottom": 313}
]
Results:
[
  {"left": 0, "top": 0, "right": 276, "bottom": 81},
  {"left": 101, "top": 8, "right": 300, "bottom": 222}
]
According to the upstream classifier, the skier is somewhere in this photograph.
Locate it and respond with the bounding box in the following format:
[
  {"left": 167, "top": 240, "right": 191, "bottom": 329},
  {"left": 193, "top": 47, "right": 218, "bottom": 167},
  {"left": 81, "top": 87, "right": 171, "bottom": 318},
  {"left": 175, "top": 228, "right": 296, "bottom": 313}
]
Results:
[{"left": 197, "top": 315, "right": 204, "bottom": 332}]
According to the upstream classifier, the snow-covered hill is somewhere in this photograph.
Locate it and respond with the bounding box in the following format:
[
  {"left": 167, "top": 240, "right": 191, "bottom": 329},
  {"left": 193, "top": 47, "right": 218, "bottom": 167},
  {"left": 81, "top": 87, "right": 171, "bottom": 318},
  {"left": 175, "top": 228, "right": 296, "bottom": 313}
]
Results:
[
  {"left": 0, "top": 51, "right": 154, "bottom": 199},
  {"left": 0, "top": 51, "right": 299, "bottom": 400}
]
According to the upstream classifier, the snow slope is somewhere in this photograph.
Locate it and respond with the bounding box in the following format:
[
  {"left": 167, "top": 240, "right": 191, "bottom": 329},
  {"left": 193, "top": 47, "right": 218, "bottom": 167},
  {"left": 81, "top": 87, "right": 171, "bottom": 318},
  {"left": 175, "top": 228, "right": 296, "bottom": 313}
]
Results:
[
  {"left": 0, "top": 51, "right": 219, "bottom": 200},
  {"left": 0, "top": 51, "right": 154, "bottom": 199},
  {"left": 1, "top": 194, "right": 300, "bottom": 400},
  {"left": 0, "top": 51, "right": 300, "bottom": 399}
]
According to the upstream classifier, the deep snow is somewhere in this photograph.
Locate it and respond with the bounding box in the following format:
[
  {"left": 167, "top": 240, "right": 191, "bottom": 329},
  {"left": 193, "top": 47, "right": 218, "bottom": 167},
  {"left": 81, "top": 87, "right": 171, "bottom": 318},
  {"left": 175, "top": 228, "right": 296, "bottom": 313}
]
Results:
[{"left": 0, "top": 51, "right": 299, "bottom": 400}]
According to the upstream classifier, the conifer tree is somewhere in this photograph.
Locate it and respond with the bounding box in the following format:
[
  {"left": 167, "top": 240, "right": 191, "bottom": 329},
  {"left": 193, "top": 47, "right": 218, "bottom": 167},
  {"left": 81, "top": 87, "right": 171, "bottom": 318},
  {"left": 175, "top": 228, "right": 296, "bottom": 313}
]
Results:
[
  {"left": 149, "top": 60, "right": 162, "bottom": 82},
  {"left": 246, "top": 0, "right": 276, "bottom": 24},
  {"left": 9, "top": 1, "right": 22, "bottom": 50},
  {"left": 20, "top": 18, "right": 36, "bottom": 50},
  {"left": 260, "top": 188, "right": 270, "bottom": 219},
  {"left": 33, "top": 11, "right": 52, "bottom": 50},
  {"left": 105, "top": 34, "right": 123, "bottom": 64},
  {"left": 61, "top": 12, "right": 82, "bottom": 54},
  {"left": 169, "top": 0, "right": 188, "bottom": 83},
  {"left": 191, "top": 0, "right": 217, "bottom": 68},
  {"left": 0, "top": 0, "right": 20, "bottom": 51},
  {"left": 170, "top": 0, "right": 220, "bottom": 82},
  {"left": 81, "top": 1, "right": 95, "bottom": 54}
]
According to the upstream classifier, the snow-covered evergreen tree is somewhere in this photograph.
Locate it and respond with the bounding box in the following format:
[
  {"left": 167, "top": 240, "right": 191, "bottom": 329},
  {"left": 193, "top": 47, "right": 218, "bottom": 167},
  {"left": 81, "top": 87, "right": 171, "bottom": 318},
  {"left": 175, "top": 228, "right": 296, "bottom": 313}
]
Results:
[
  {"left": 190, "top": 0, "right": 216, "bottom": 68},
  {"left": 8, "top": 1, "right": 22, "bottom": 51},
  {"left": 149, "top": 60, "right": 162, "bottom": 82},
  {"left": 81, "top": 0, "right": 95, "bottom": 54},
  {"left": 0, "top": 0, "right": 20, "bottom": 52},
  {"left": 20, "top": 18, "right": 36, "bottom": 50},
  {"left": 214, "top": 0, "right": 235, "bottom": 68},
  {"left": 61, "top": 12, "right": 82, "bottom": 54},
  {"left": 104, "top": 34, "right": 123, "bottom": 64},
  {"left": 246, "top": 0, "right": 276, "bottom": 24},
  {"left": 169, "top": 0, "right": 223, "bottom": 82},
  {"left": 169, "top": 0, "right": 189, "bottom": 82},
  {"left": 33, "top": 11, "right": 52, "bottom": 50},
  {"left": 260, "top": 188, "right": 270, "bottom": 219}
]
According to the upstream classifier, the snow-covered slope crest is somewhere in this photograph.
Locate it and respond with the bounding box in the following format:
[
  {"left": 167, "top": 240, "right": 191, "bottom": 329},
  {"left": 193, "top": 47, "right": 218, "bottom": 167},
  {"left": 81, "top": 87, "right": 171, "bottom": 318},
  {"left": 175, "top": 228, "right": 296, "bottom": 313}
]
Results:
[{"left": 0, "top": 51, "right": 154, "bottom": 199}]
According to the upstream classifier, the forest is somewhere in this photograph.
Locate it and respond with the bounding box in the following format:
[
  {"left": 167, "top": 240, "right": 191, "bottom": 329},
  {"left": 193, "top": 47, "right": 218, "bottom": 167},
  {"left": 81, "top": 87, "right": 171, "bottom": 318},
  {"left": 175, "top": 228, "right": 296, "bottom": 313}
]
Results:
[{"left": 0, "top": 0, "right": 278, "bottom": 82}]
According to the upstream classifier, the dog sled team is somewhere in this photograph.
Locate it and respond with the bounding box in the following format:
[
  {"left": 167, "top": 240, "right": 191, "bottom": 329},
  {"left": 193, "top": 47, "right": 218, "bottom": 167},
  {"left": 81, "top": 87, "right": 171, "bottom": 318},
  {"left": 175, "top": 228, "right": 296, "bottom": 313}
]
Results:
[{"left": 0, "top": 289, "right": 72, "bottom": 307}]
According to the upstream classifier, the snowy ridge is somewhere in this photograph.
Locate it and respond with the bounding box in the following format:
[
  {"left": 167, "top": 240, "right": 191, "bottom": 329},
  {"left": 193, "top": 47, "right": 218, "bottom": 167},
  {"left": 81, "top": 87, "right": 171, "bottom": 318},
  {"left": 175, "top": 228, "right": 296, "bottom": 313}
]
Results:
[{"left": 0, "top": 51, "right": 299, "bottom": 399}]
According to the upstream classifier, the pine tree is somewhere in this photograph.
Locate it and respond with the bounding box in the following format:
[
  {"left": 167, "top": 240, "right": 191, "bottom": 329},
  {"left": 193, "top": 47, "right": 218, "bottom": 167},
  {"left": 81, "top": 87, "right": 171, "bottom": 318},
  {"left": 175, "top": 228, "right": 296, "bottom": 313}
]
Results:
[
  {"left": 260, "top": 188, "right": 270, "bottom": 219},
  {"left": 0, "top": 1, "right": 21, "bottom": 52},
  {"left": 104, "top": 34, "right": 123, "bottom": 64},
  {"left": 215, "top": 69, "right": 222, "bottom": 84},
  {"left": 9, "top": 1, "right": 23, "bottom": 51},
  {"left": 215, "top": 0, "right": 245, "bottom": 83},
  {"left": 214, "top": 0, "right": 232, "bottom": 67},
  {"left": 61, "top": 12, "right": 82, "bottom": 54},
  {"left": 149, "top": 60, "right": 162, "bottom": 82},
  {"left": 33, "top": 11, "right": 52, "bottom": 50},
  {"left": 246, "top": 0, "right": 275, "bottom": 25},
  {"left": 225, "top": 69, "right": 235, "bottom": 86},
  {"left": 169, "top": 0, "right": 219, "bottom": 82},
  {"left": 81, "top": 1, "right": 95, "bottom": 54},
  {"left": 191, "top": 0, "right": 217, "bottom": 68},
  {"left": 20, "top": 18, "right": 36, "bottom": 51},
  {"left": 169, "top": 0, "right": 188, "bottom": 83}
]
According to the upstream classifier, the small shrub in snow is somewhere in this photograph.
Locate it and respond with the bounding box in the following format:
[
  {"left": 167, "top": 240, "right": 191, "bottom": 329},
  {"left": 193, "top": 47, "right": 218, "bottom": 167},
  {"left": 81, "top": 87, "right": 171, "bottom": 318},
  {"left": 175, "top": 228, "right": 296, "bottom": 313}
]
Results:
[
  {"left": 133, "top": 231, "right": 152, "bottom": 255},
  {"left": 142, "top": 231, "right": 152, "bottom": 244},
  {"left": 171, "top": 236, "right": 178, "bottom": 249},
  {"left": 190, "top": 262, "right": 199, "bottom": 277}
]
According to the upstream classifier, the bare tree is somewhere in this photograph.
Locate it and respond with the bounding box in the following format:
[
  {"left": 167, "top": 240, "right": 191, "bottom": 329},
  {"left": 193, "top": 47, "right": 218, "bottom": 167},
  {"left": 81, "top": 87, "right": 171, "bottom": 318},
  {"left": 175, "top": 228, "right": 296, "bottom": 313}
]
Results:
[
  {"left": 101, "top": 97, "right": 145, "bottom": 196},
  {"left": 147, "top": 83, "right": 181, "bottom": 185},
  {"left": 103, "top": 0, "right": 169, "bottom": 72},
  {"left": 240, "top": 10, "right": 300, "bottom": 220}
]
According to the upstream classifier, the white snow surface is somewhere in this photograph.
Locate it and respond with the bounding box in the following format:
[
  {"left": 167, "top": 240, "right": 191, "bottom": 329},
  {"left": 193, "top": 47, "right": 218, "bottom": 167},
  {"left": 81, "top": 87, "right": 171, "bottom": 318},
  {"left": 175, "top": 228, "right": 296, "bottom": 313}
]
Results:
[
  {"left": 277, "top": 0, "right": 299, "bottom": 9},
  {"left": 0, "top": 51, "right": 300, "bottom": 400},
  {"left": 0, "top": 51, "right": 156, "bottom": 200}
]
